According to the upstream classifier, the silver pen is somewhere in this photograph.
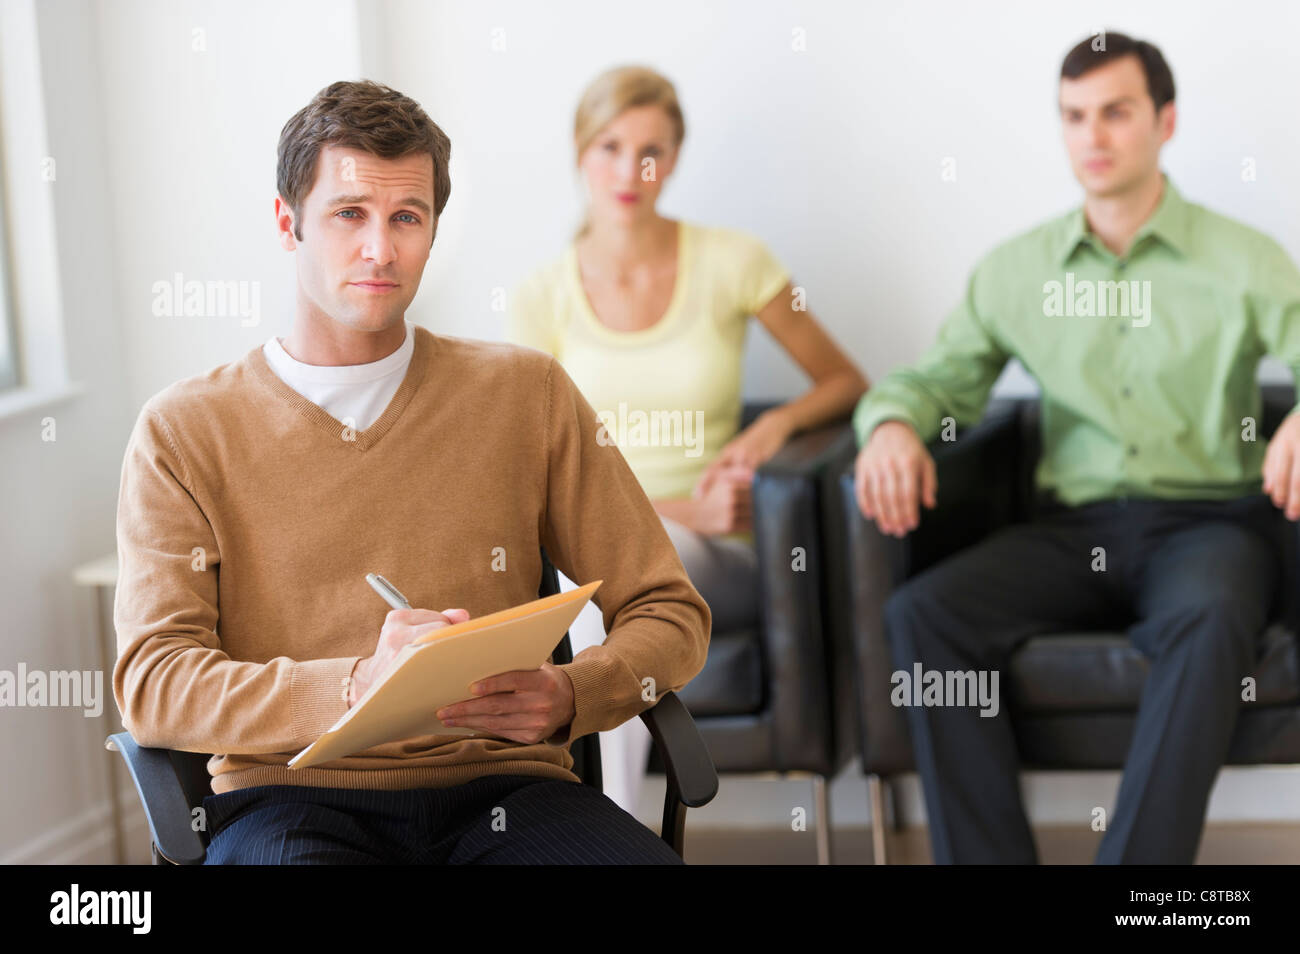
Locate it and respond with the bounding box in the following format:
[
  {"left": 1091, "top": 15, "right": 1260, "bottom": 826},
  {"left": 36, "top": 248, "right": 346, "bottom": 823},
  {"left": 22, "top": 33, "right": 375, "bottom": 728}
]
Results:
[{"left": 366, "top": 573, "right": 411, "bottom": 610}]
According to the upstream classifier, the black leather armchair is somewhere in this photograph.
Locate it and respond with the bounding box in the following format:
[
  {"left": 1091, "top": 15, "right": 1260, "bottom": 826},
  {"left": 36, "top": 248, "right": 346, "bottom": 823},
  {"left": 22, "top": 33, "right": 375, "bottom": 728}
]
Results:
[
  {"left": 827, "top": 383, "right": 1300, "bottom": 863},
  {"left": 646, "top": 401, "right": 858, "bottom": 863}
]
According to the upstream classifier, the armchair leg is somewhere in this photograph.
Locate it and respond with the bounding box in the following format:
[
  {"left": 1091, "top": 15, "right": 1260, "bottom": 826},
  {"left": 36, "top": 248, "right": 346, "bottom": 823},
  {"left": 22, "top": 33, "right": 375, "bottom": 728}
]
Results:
[
  {"left": 813, "top": 774, "right": 832, "bottom": 865},
  {"left": 868, "top": 774, "right": 889, "bottom": 865}
]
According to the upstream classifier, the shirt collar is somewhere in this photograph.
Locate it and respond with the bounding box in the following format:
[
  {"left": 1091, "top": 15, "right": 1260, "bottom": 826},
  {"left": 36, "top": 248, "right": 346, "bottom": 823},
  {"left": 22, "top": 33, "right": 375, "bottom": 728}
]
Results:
[{"left": 1059, "top": 173, "right": 1189, "bottom": 264}]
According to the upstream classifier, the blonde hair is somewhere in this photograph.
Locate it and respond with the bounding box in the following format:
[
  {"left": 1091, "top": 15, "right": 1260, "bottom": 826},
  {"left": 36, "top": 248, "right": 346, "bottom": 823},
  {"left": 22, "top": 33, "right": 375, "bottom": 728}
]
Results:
[{"left": 572, "top": 65, "right": 686, "bottom": 239}]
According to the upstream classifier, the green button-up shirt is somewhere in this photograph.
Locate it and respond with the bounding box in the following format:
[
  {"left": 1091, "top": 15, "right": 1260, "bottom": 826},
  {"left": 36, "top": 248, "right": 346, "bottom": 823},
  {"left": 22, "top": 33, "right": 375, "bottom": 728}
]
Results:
[{"left": 852, "top": 175, "right": 1300, "bottom": 506}]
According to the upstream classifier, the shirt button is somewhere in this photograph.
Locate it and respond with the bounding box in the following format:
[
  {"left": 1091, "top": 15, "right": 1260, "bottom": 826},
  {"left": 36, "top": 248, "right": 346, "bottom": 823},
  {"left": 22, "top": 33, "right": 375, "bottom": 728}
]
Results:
[
  {"left": 1118, "top": 324, "right": 1127, "bottom": 334},
  {"left": 1122, "top": 386, "right": 1131, "bottom": 397},
  {"left": 1128, "top": 445, "right": 1138, "bottom": 456},
  {"left": 1117, "top": 261, "right": 1128, "bottom": 271}
]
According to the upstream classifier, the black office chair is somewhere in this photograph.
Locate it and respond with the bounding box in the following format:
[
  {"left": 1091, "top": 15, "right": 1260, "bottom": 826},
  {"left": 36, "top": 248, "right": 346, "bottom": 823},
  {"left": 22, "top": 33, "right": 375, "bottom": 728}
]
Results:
[{"left": 106, "top": 548, "right": 718, "bottom": 864}]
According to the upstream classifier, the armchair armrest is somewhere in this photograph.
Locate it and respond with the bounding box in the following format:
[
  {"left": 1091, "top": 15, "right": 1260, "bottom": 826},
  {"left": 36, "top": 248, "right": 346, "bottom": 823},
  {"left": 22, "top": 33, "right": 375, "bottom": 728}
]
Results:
[
  {"left": 1259, "top": 382, "right": 1297, "bottom": 438},
  {"left": 105, "top": 732, "right": 209, "bottom": 865},
  {"left": 757, "top": 417, "right": 858, "bottom": 477},
  {"left": 750, "top": 418, "right": 857, "bottom": 773},
  {"left": 1260, "top": 384, "right": 1300, "bottom": 631},
  {"left": 898, "top": 397, "right": 1023, "bottom": 579},
  {"left": 832, "top": 399, "right": 1024, "bottom": 774}
]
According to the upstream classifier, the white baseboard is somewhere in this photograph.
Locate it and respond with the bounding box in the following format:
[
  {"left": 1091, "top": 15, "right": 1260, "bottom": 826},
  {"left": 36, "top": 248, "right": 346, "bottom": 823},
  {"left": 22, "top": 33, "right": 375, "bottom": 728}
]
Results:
[{"left": 0, "top": 785, "right": 149, "bottom": 865}]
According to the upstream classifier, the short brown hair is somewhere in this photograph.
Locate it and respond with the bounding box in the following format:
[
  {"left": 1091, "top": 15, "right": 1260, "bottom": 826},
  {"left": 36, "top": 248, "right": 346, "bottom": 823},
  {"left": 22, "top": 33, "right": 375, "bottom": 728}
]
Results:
[
  {"left": 277, "top": 79, "right": 452, "bottom": 242},
  {"left": 1060, "top": 32, "right": 1175, "bottom": 113}
]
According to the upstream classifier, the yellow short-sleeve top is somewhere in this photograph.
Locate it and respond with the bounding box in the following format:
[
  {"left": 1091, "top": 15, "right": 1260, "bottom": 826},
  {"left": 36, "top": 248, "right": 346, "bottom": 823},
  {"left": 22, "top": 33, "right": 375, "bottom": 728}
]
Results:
[{"left": 506, "top": 220, "right": 790, "bottom": 502}]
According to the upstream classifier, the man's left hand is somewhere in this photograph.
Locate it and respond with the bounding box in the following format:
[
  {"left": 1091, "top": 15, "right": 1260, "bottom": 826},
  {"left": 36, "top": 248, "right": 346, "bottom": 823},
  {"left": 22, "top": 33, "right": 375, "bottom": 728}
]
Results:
[{"left": 436, "top": 662, "right": 576, "bottom": 744}]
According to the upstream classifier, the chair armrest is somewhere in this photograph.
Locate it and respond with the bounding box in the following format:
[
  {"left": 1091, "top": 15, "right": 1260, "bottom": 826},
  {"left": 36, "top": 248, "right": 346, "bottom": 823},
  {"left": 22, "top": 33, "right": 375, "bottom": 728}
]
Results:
[
  {"left": 900, "top": 398, "right": 1023, "bottom": 579},
  {"left": 757, "top": 418, "right": 858, "bottom": 479},
  {"left": 1260, "top": 383, "right": 1300, "bottom": 626},
  {"left": 741, "top": 400, "right": 780, "bottom": 431},
  {"left": 105, "top": 732, "right": 208, "bottom": 865},
  {"left": 1284, "top": 520, "right": 1300, "bottom": 634},
  {"left": 832, "top": 399, "right": 1024, "bottom": 774},
  {"left": 1260, "top": 382, "right": 1297, "bottom": 438},
  {"left": 640, "top": 691, "right": 719, "bottom": 851},
  {"left": 749, "top": 419, "right": 857, "bottom": 773}
]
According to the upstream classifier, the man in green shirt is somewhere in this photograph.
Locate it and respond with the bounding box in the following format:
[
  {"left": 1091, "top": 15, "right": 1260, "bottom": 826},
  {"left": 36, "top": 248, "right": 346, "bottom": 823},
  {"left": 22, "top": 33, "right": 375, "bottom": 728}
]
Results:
[{"left": 852, "top": 32, "right": 1300, "bottom": 864}]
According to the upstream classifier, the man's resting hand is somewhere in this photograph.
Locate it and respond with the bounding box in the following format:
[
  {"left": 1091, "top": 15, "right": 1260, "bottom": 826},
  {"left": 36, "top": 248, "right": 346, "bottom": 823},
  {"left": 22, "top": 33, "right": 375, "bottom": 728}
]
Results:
[
  {"left": 435, "top": 664, "right": 577, "bottom": 745},
  {"left": 854, "top": 419, "right": 938, "bottom": 537}
]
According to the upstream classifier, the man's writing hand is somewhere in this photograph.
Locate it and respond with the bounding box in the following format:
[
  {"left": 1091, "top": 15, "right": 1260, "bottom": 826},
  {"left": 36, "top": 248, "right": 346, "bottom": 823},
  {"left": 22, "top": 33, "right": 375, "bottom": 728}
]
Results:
[{"left": 348, "top": 607, "right": 470, "bottom": 707}]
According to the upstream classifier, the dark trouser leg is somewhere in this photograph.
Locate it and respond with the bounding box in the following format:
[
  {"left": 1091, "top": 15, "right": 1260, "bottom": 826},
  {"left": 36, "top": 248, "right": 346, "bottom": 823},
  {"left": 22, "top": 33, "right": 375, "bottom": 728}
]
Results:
[
  {"left": 444, "top": 775, "right": 683, "bottom": 864},
  {"left": 1097, "top": 498, "right": 1278, "bottom": 864},
  {"left": 202, "top": 776, "right": 685, "bottom": 865},
  {"left": 201, "top": 785, "right": 421, "bottom": 864},
  {"left": 884, "top": 506, "right": 1131, "bottom": 863}
]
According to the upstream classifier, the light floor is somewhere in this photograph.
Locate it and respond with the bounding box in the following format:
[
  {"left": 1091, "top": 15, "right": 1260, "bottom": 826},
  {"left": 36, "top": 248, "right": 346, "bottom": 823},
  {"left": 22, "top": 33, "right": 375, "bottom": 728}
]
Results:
[{"left": 681, "top": 822, "right": 1300, "bottom": 864}]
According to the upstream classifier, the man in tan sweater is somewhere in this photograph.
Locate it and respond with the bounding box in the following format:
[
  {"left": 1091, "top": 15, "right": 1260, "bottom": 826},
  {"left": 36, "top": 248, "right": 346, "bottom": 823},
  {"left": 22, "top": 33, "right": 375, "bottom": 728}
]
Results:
[{"left": 112, "top": 79, "right": 711, "bottom": 864}]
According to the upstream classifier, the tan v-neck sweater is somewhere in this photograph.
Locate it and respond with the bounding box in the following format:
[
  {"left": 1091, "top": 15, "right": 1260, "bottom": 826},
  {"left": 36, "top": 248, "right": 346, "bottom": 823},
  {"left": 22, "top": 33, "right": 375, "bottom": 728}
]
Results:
[{"left": 112, "top": 325, "right": 711, "bottom": 795}]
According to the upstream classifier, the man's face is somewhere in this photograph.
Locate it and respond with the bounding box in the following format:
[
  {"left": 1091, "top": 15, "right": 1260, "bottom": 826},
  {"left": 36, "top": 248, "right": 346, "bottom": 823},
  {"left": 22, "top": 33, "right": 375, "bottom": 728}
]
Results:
[
  {"left": 1059, "top": 55, "right": 1174, "bottom": 198},
  {"left": 275, "top": 145, "right": 436, "bottom": 333}
]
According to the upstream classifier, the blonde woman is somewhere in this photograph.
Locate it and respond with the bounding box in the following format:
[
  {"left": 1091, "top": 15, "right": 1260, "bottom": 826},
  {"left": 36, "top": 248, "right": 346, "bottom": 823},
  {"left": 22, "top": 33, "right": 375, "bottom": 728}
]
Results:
[{"left": 507, "top": 65, "right": 867, "bottom": 818}]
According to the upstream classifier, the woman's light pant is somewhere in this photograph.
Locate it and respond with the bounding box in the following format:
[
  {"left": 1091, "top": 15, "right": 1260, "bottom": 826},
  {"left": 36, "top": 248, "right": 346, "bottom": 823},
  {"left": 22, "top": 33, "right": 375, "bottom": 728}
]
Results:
[{"left": 556, "top": 514, "right": 758, "bottom": 818}]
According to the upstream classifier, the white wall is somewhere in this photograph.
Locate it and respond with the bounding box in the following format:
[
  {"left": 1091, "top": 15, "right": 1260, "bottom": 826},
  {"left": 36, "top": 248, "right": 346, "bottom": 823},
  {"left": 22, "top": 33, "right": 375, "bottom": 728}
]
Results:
[
  {"left": 0, "top": 0, "right": 133, "bottom": 864},
  {"left": 379, "top": 0, "right": 1300, "bottom": 394},
  {"left": 3, "top": 0, "right": 1300, "bottom": 861},
  {"left": 96, "top": 0, "right": 369, "bottom": 410}
]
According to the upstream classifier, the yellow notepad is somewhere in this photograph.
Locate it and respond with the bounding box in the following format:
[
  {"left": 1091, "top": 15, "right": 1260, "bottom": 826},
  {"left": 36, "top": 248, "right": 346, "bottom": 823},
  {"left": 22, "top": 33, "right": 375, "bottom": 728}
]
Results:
[{"left": 288, "top": 579, "right": 602, "bottom": 769}]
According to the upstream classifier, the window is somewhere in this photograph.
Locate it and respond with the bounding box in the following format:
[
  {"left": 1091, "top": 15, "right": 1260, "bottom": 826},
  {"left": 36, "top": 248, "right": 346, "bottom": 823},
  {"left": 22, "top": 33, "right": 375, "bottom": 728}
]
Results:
[
  {"left": 0, "top": 135, "right": 19, "bottom": 392},
  {"left": 0, "top": 0, "right": 80, "bottom": 419}
]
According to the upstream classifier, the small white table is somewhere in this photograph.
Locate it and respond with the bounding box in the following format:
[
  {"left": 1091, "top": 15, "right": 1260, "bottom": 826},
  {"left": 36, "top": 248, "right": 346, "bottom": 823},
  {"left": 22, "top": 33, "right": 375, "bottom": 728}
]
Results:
[{"left": 71, "top": 552, "right": 125, "bottom": 865}]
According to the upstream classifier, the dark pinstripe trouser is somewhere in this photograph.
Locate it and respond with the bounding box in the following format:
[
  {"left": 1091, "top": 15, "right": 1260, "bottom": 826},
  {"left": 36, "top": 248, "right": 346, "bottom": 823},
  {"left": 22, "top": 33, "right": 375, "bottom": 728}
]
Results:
[{"left": 201, "top": 774, "right": 684, "bottom": 864}]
